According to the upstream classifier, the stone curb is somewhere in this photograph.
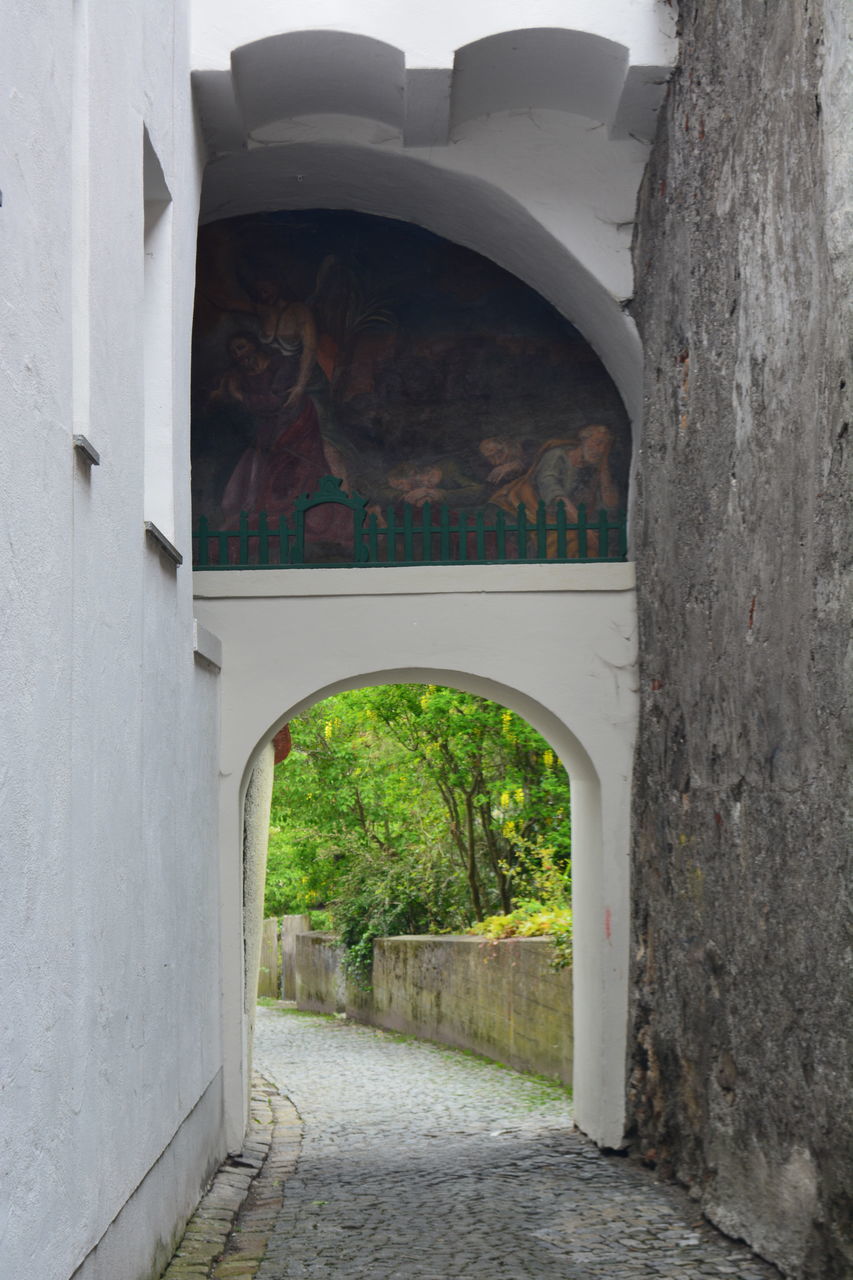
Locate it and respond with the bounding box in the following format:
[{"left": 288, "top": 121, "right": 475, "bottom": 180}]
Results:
[{"left": 160, "top": 1074, "right": 302, "bottom": 1280}]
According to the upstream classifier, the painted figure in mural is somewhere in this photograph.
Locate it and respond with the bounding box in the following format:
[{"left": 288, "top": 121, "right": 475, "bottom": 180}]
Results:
[
  {"left": 210, "top": 332, "right": 348, "bottom": 548},
  {"left": 384, "top": 460, "right": 486, "bottom": 510},
  {"left": 490, "top": 424, "right": 619, "bottom": 557},
  {"left": 377, "top": 460, "right": 491, "bottom": 559},
  {"left": 387, "top": 463, "right": 445, "bottom": 509},
  {"left": 206, "top": 275, "right": 322, "bottom": 398},
  {"left": 491, "top": 425, "right": 617, "bottom": 520},
  {"left": 478, "top": 436, "right": 526, "bottom": 487},
  {"left": 534, "top": 424, "right": 619, "bottom": 519}
]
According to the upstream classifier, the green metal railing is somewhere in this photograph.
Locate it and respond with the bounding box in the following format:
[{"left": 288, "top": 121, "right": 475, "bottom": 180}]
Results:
[{"left": 193, "top": 476, "right": 627, "bottom": 569}]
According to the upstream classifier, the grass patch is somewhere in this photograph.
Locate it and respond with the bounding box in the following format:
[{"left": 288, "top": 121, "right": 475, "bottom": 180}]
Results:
[{"left": 257, "top": 1001, "right": 340, "bottom": 1021}]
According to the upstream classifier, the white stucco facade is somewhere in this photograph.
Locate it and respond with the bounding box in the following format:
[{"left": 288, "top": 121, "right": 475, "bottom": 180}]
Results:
[{"left": 0, "top": 3, "right": 223, "bottom": 1277}]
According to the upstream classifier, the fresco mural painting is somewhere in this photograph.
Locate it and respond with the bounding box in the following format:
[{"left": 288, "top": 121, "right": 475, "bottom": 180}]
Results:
[{"left": 191, "top": 211, "right": 631, "bottom": 566}]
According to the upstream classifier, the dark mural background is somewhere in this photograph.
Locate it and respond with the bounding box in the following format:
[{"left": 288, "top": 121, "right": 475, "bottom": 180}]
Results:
[{"left": 191, "top": 210, "right": 630, "bottom": 560}]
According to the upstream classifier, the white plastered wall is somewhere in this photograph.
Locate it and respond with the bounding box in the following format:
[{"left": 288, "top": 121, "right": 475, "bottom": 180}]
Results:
[
  {"left": 194, "top": 563, "right": 638, "bottom": 1150},
  {"left": 0, "top": 2, "right": 225, "bottom": 1277},
  {"left": 191, "top": 2, "right": 675, "bottom": 91}
]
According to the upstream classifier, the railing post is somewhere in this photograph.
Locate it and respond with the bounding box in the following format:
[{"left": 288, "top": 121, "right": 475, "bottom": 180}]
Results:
[
  {"left": 535, "top": 501, "right": 548, "bottom": 559},
  {"left": 196, "top": 515, "right": 209, "bottom": 568},
  {"left": 456, "top": 510, "right": 468, "bottom": 562},
  {"left": 384, "top": 505, "right": 397, "bottom": 563},
  {"left": 495, "top": 508, "right": 506, "bottom": 560},
  {"left": 596, "top": 507, "right": 609, "bottom": 559},
  {"left": 402, "top": 502, "right": 414, "bottom": 564},
  {"left": 475, "top": 509, "right": 486, "bottom": 560},
  {"left": 352, "top": 504, "right": 367, "bottom": 564},
  {"left": 577, "top": 504, "right": 588, "bottom": 559},
  {"left": 257, "top": 511, "right": 269, "bottom": 566},
  {"left": 294, "top": 503, "right": 305, "bottom": 566},
  {"left": 439, "top": 505, "right": 451, "bottom": 562},
  {"left": 366, "top": 511, "right": 379, "bottom": 563},
  {"left": 420, "top": 501, "right": 432, "bottom": 563},
  {"left": 555, "top": 504, "right": 567, "bottom": 559},
  {"left": 517, "top": 505, "right": 529, "bottom": 560}
]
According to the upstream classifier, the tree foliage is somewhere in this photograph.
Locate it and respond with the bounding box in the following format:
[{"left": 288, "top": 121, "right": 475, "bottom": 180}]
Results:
[{"left": 265, "top": 684, "right": 571, "bottom": 977}]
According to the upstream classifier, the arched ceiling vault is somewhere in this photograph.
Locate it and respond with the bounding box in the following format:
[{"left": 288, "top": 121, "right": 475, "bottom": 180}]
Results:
[{"left": 192, "top": 23, "right": 677, "bottom": 425}]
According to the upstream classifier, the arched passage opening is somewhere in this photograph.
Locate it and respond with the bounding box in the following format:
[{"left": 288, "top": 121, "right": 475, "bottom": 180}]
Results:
[
  {"left": 233, "top": 663, "right": 623, "bottom": 1145},
  {"left": 192, "top": 562, "right": 638, "bottom": 1152},
  {"left": 246, "top": 677, "right": 578, "bottom": 1072}
]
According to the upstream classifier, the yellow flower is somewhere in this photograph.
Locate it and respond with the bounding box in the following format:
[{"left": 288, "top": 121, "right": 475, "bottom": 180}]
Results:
[
  {"left": 500, "top": 790, "right": 511, "bottom": 808},
  {"left": 324, "top": 721, "right": 333, "bottom": 740},
  {"left": 514, "top": 787, "right": 524, "bottom": 804},
  {"left": 543, "top": 749, "right": 554, "bottom": 767},
  {"left": 503, "top": 819, "right": 516, "bottom": 837}
]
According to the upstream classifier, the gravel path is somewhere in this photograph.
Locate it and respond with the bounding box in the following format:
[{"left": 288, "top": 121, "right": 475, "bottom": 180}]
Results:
[{"left": 251, "top": 1006, "right": 779, "bottom": 1280}]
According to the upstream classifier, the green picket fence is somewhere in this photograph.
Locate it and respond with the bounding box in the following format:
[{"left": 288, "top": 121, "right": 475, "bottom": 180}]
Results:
[{"left": 193, "top": 476, "right": 627, "bottom": 569}]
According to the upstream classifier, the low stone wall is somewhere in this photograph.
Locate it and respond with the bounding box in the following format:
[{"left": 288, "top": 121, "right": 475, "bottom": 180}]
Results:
[
  {"left": 257, "top": 918, "right": 281, "bottom": 998},
  {"left": 294, "top": 932, "right": 347, "bottom": 1014},
  {"left": 281, "top": 914, "right": 311, "bottom": 1000},
  {"left": 294, "top": 933, "right": 572, "bottom": 1085}
]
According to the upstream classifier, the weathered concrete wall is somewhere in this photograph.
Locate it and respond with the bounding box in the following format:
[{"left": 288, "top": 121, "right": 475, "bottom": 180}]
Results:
[
  {"left": 295, "top": 935, "right": 573, "bottom": 1085},
  {"left": 367, "top": 937, "right": 573, "bottom": 1085},
  {"left": 258, "top": 919, "right": 281, "bottom": 999},
  {"left": 628, "top": 3, "right": 852, "bottom": 1277},
  {"left": 281, "top": 914, "right": 312, "bottom": 1000},
  {"left": 295, "top": 934, "right": 348, "bottom": 1015},
  {"left": 0, "top": 1, "right": 225, "bottom": 1276}
]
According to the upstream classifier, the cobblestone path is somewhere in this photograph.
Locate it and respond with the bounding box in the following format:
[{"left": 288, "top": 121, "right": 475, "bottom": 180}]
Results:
[{"left": 252, "top": 1006, "right": 779, "bottom": 1280}]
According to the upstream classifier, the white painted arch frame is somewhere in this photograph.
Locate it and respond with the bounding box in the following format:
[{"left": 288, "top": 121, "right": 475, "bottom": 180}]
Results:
[{"left": 194, "top": 563, "right": 638, "bottom": 1151}]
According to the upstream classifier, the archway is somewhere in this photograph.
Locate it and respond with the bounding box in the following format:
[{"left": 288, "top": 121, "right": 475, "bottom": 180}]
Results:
[{"left": 194, "top": 571, "right": 637, "bottom": 1152}]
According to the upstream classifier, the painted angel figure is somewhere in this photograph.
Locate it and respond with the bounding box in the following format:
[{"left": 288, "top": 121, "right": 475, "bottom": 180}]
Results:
[{"left": 204, "top": 250, "right": 394, "bottom": 495}]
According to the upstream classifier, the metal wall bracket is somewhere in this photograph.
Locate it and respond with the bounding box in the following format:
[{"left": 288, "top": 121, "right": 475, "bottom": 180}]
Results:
[
  {"left": 145, "top": 521, "right": 183, "bottom": 566},
  {"left": 73, "top": 434, "right": 101, "bottom": 466}
]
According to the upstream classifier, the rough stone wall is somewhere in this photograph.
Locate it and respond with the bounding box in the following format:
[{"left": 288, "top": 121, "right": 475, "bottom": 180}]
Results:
[{"left": 628, "top": 3, "right": 852, "bottom": 1277}]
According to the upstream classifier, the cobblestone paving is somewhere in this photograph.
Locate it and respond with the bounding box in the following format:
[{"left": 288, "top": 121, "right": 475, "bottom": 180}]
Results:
[{"left": 254, "top": 1006, "right": 781, "bottom": 1280}]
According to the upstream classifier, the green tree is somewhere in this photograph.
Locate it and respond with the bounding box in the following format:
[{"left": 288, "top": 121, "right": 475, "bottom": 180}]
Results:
[{"left": 265, "top": 684, "right": 572, "bottom": 977}]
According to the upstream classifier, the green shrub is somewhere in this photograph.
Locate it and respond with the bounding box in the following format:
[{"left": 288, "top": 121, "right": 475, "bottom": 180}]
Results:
[{"left": 468, "top": 900, "right": 573, "bottom": 970}]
